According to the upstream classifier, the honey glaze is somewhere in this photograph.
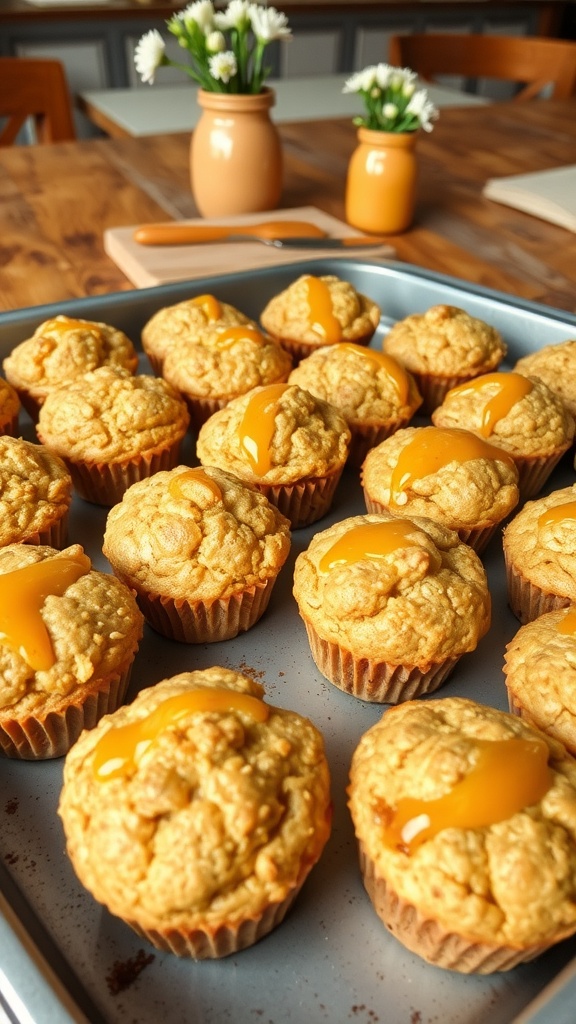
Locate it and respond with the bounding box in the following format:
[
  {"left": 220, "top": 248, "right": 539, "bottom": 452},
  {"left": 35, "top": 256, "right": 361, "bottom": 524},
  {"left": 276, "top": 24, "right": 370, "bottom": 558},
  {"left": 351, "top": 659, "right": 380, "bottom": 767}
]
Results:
[
  {"left": 339, "top": 344, "right": 409, "bottom": 404},
  {"left": 558, "top": 610, "right": 576, "bottom": 635},
  {"left": 390, "top": 426, "right": 515, "bottom": 503},
  {"left": 238, "top": 382, "right": 289, "bottom": 475},
  {"left": 168, "top": 468, "right": 223, "bottom": 504},
  {"left": 42, "top": 317, "right": 98, "bottom": 335},
  {"left": 93, "top": 688, "right": 270, "bottom": 781},
  {"left": 384, "top": 736, "right": 552, "bottom": 855},
  {"left": 447, "top": 373, "right": 533, "bottom": 437},
  {"left": 538, "top": 500, "right": 576, "bottom": 532},
  {"left": 191, "top": 294, "right": 222, "bottom": 320},
  {"left": 304, "top": 276, "right": 342, "bottom": 344},
  {"left": 213, "top": 325, "right": 264, "bottom": 348},
  {"left": 0, "top": 554, "right": 90, "bottom": 671},
  {"left": 319, "top": 519, "right": 419, "bottom": 573}
]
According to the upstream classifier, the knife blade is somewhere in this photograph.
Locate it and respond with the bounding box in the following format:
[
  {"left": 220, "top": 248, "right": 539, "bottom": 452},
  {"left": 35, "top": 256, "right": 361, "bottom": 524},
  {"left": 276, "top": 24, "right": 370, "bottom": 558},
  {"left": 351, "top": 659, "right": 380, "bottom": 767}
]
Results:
[
  {"left": 267, "top": 236, "right": 391, "bottom": 249},
  {"left": 133, "top": 221, "right": 328, "bottom": 245}
]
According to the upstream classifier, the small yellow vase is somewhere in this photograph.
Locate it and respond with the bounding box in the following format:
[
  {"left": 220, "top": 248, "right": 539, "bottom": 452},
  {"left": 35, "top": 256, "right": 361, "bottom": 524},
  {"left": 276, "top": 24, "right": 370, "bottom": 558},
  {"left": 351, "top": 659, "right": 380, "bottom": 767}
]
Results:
[
  {"left": 190, "top": 87, "right": 283, "bottom": 218},
  {"left": 345, "top": 127, "right": 418, "bottom": 234}
]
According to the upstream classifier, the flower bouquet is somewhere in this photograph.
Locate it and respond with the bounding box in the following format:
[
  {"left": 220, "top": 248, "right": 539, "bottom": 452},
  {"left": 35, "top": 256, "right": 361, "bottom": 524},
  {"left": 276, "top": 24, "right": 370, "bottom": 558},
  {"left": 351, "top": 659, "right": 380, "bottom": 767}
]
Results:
[{"left": 343, "top": 63, "right": 438, "bottom": 133}]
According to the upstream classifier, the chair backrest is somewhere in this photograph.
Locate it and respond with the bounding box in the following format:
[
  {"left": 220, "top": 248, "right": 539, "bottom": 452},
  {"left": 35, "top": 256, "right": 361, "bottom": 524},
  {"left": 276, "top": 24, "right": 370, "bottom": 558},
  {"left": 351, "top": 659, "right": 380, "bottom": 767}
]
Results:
[
  {"left": 0, "top": 57, "right": 76, "bottom": 146},
  {"left": 388, "top": 33, "right": 576, "bottom": 101}
]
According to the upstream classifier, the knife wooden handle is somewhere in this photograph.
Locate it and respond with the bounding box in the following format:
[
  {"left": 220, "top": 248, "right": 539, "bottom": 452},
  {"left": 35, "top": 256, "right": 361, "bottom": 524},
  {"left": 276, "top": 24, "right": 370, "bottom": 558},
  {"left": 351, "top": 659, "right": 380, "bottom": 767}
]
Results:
[{"left": 133, "top": 221, "right": 328, "bottom": 245}]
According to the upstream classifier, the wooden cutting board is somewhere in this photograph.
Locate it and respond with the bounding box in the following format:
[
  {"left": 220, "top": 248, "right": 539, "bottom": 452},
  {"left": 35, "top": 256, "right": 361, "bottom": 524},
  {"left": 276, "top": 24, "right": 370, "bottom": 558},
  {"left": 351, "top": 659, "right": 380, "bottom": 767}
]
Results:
[{"left": 104, "top": 206, "right": 394, "bottom": 289}]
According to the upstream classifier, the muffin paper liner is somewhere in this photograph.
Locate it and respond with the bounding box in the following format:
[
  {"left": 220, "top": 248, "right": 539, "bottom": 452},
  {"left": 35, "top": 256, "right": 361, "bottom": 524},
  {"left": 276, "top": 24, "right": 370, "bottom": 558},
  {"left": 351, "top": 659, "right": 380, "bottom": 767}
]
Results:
[
  {"left": 254, "top": 465, "right": 345, "bottom": 529},
  {"left": 504, "top": 556, "right": 572, "bottom": 625},
  {"left": 63, "top": 437, "right": 185, "bottom": 506},
  {"left": 411, "top": 372, "right": 478, "bottom": 417},
  {"left": 0, "top": 662, "right": 134, "bottom": 760},
  {"left": 513, "top": 444, "right": 572, "bottom": 501},
  {"left": 143, "top": 350, "right": 163, "bottom": 376},
  {"left": 0, "top": 410, "right": 19, "bottom": 437},
  {"left": 10, "top": 387, "right": 42, "bottom": 424},
  {"left": 363, "top": 492, "right": 499, "bottom": 555},
  {"left": 23, "top": 507, "right": 70, "bottom": 550},
  {"left": 349, "top": 418, "right": 412, "bottom": 470},
  {"left": 358, "top": 843, "right": 553, "bottom": 974},
  {"left": 274, "top": 333, "right": 372, "bottom": 366},
  {"left": 301, "top": 619, "right": 459, "bottom": 703},
  {"left": 183, "top": 373, "right": 291, "bottom": 433}
]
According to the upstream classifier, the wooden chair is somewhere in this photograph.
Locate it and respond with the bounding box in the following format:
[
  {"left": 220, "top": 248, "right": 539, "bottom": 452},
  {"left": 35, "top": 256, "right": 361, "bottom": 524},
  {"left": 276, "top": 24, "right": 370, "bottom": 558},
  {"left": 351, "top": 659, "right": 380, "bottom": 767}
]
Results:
[
  {"left": 388, "top": 33, "right": 576, "bottom": 101},
  {"left": 0, "top": 57, "right": 76, "bottom": 146}
]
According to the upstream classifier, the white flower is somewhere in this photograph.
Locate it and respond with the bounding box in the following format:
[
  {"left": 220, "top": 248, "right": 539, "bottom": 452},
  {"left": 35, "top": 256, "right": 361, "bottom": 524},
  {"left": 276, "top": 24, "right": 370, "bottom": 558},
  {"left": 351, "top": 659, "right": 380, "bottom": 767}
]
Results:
[
  {"left": 209, "top": 50, "right": 238, "bottom": 83},
  {"left": 374, "top": 63, "right": 395, "bottom": 90},
  {"left": 206, "top": 30, "right": 225, "bottom": 54},
  {"left": 383, "top": 102, "right": 398, "bottom": 120},
  {"left": 249, "top": 5, "right": 292, "bottom": 42},
  {"left": 406, "top": 89, "right": 438, "bottom": 131},
  {"left": 181, "top": 0, "right": 215, "bottom": 32},
  {"left": 134, "top": 29, "right": 166, "bottom": 85},
  {"left": 343, "top": 67, "right": 377, "bottom": 94},
  {"left": 214, "top": 0, "right": 251, "bottom": 31}
]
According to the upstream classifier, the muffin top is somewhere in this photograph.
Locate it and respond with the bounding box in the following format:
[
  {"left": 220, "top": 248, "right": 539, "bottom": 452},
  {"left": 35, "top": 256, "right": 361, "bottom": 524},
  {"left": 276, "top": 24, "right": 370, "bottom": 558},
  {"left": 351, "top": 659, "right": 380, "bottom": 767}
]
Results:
[
  {"left": 0, "top": 377, "right": 20, "bottom": 427},
  {"left": 504, "top": 608, "right": 576, "bottom": 754},
  {"left": 58, "top": 666, "right": 332, "bottom": 930},
  {"left": 432, "top": 372, "right": 575, "bottom": 457},
  {"left": 0, "top": 436, "right": 72, "bottom": 546},
  {"left": 141, "top": 295, "right": 256, "bottom": 368},
  {"left": 162, "top": 323, "right": 292, "bottom": 400},
  {"left": 293, "top": 512, "right": 490, "bottom": 666},
  {"left": 37, "top": 367, "right": 190, "bottom": 463},
  {"left": 196, "top": 383, "right": 351, "bottom": 485},
  {"left": 383, "top": 304, "right": 506, "bottom": 377},
  {"left": 348, "top": 696, "right": 576, "bottom": 948},
  {"left": 2, "top": 315, "right": 138, "bottom": 405},
  {"left": 260, "top": 274, "right": 380, "bottom": 348},
  {"left": 288, "top": 343, "right": 422, "bottom": 425},
  {"left": 514, "top": 339, "right": 576, "bottom": 417},
  {"left": 103, "top": 465, "right": 291, "bottom": 601},
  {"left": 503, "top": 484, "right": 576, "bottom": 600},
  {"left": 361, "top": 426, "right": 520, "bottom": 530},
  {"left": 0, "top": 543, "right": 143, "bottom": 717}
]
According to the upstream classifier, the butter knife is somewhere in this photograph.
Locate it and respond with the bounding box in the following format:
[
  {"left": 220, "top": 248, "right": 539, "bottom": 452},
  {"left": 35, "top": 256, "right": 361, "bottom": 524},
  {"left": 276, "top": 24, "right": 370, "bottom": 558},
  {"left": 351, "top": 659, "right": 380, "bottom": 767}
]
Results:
[{"left": 133, "top": 221, "right": 389, "bottom": 248}]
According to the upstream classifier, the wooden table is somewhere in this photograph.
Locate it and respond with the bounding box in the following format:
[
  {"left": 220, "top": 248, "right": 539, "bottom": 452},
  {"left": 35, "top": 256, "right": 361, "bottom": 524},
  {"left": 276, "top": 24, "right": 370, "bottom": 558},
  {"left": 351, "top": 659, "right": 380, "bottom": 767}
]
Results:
[{"left": 1, "top": 96, "right": 575, "bottom": 314}]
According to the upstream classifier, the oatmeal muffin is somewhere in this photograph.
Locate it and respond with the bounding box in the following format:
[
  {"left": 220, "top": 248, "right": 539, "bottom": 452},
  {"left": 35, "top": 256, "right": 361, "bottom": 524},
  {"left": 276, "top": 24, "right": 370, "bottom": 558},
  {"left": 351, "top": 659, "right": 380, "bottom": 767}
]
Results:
[
  {"left": 0, "top": 436, "right": 72, "bottom": 548},
  {"left": 36, "top": 366, "right": 190, "bottom": 506},
  {"left": 504, "top": 607, "right": 576, "bottom": 755},
  {"left": 3, "top": 315, "right": 138, "bottom": 422},
  {"left": 514, "top": 339, "right": 576, "bottom": 418},
  {"left": 432, "top": 371, "right": 575, "bottom": 499},
  {"left": 260, "top": 274, "right": 381, "bottom": 364},
  {"left": 383, "top": 304, "right": 506, "bottom": 414},
  {"left": 103, "top": 465, "right": 291, "bottom": 643},
  {"left": 503, "top": 484, "right": 576, "bottom": 623},
  {"left": 293, "top": 511, "right": 491, "bottom": 703},
  {"left": 196, "top": 383, "right": 350, "bottom": 528},
  {"left": 162, "top": 322, "right": 292, "bottom": 431},
  {"left": 58, "top": 666, "right": 332, "bottom": 958},
  {"left": 288, "top": 342, "right": 423, "bottom": 467},
  {"left": 0, "top": 378, "right": 20, "bottom": 437},
  {"left": 0, "top": 543, "right": 144, "bottom": 759},
  {"left": 141, "top": 294, "right": 257, "bottom": 374},
  {"left": 361, "top": 425, "right": 520, "bottom": 554},
  {"left": 348, "top": 696, "right": 576, "bottom": 973}
]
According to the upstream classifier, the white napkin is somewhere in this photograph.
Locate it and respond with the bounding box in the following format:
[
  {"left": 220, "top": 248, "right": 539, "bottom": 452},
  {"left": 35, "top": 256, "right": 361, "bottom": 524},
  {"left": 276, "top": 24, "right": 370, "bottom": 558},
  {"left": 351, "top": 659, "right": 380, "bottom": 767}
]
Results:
[{"left": 483, "top": 165, "right": 576, "bottom": 233}]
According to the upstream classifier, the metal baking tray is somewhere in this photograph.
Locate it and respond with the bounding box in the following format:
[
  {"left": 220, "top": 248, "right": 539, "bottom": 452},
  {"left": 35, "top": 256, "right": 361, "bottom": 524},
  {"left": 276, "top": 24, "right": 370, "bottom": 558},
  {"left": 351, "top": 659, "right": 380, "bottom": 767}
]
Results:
[{"left": 2, "top": 259, "right": 576, "bottom": 1024}]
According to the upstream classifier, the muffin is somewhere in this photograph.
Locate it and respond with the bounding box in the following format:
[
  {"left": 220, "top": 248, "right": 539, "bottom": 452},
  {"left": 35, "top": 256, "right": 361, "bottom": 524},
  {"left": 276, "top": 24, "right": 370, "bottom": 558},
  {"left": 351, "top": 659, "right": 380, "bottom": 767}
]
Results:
[
  {"left": 0, "top": 377, "right": 20, "bottom": 436},
  {"left": 288, "top": 343, "right": 423, "bottom": 467},
  {"left": 162, "top": 322, "right": 292, "bottom": 431},
  {"left": 361, "top": 425, "right": 520, "bottom": 554},
  {"left": 503, "top": 484, "right": 576, "bottom": 624},
  {"left": 102, "top": 465, "right": 291, "bottom": 643},
  {"left": 504, "top": 607, "right": 576, "bottom": 755},
  {"left": 432, "top": 371, "right": 575, "bottom": 499},
  {"left": 196, "top": 383, "right": 350, "bottom": 529},
  {"left": 0, "top": 543, "right": 144, "bottom": 759},
  {"left": 260, "top": 274, "right": 381, "bottom": 364},
  {"left": 348, "top": 696, "right": 576, "bottom": 973},
  {"left": 36, "top": 366, "right": 190, "bottom": 506},
  {"left": 292, "top": 511, "right": 491, "bottom": 703},
  {"left": 383, "top": 304, "right": 506, "bottom": 414},
  {"left": 141, "top": 294, "right": 257, "bottom": 375},
  {"left": 0, "top": 436, "right": 72, "bottom": 548},
  {"left": 3, "top": 315, "right": 138, "bottom": 422},
  {"left": 514, "top": 339, "right": 576, "bottom": 418},
  {"left": 58, "top": 666, "right": 332, "bottom": 958}
]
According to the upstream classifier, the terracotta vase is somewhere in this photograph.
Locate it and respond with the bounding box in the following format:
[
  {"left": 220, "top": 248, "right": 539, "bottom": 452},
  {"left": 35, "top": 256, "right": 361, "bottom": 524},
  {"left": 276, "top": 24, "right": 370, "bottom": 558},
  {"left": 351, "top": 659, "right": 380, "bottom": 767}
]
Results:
[
  {"left": 190, "top": 87, "right": 283, "bottom": 218},
  {"left": 345, "top": 127, "right": 418, "bottom": 234}
]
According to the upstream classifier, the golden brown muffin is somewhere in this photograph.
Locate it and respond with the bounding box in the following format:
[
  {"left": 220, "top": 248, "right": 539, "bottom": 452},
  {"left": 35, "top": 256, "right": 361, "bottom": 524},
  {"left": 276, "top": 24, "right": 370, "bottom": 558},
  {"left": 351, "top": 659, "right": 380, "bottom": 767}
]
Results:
[
  {"left": 432, "top": 371, "right": 575, "bottom": 500},
  {"left": 514, "top": 339, "right": 576, "bottom": 418},
  {"left": 162, "top": 322, "right": 292, "bottom": 431},
  {"left": 103, "top": 465, "right": 291, "bottom": 643},
  {"left": 196, "top": 383, "right": 351, "bottom": 528},
  {"left": 58, "top": 666, "right": 332, "bottom": 958},
  {"left": 288, "top": 342, "right": 423, "bottom": 467},
  {"left": 37, "top": 366, "right": 190, "bottom": 506},
  {"left": 0, "top": 436, "right": 72, "bottom": 549},
  {"left": 0, "top": 543, "right": 144, "bottom": 759},
  {"left": 141, "top": 294, "right": 257, "bottom": 374},
  {"left": 504, "top": 607, "right": 576, "bottom": 755},
  {"left": 3, "top": 315, "right": 138, "bottom": 422},
  {"left": 383, "top": 304, "right": 506, "bottom": 414},
  {"left": 361, "top": 425, "right": 520, "bottom": 554},
  {"left": 349, "top": 696, "right": 576, "bottom": 973},
  {"left": 0, "top": 377, "right": 20, "bottom": 437},
  {"left": 260, "top": 274, "right": 381, "bottom": 364},
  {"left": 293, "top": 511, "right": 491, "bottom": 703},
  {"left": 503, "top": 484, "right": 576, "bottom": 624}
]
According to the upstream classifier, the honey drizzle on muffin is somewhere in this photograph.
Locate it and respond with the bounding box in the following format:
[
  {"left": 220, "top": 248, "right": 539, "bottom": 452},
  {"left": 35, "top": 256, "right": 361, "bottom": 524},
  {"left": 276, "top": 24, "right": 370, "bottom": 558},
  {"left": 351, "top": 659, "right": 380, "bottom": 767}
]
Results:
[
  {"left": 304, "top": 276, "right": 342, "bottom": 344},
  {"left": 446, "top": 373, "right": 533, "bottom": 437},
  {"left": 319, "top": 519, "right": 419, "bottom": 572},
  {"left": 238, "top": 383, "right": 290, "bottom": 474}
]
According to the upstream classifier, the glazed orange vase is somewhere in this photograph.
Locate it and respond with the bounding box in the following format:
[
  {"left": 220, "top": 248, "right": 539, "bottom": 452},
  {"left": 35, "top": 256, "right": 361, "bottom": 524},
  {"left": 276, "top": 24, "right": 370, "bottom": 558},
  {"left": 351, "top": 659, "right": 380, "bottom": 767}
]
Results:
[
  {"left": 190, "top": 87, "right": 283, "bottom": 218},
  {"left": 345, "top": 128, "right": 418, "bottom": 234}
]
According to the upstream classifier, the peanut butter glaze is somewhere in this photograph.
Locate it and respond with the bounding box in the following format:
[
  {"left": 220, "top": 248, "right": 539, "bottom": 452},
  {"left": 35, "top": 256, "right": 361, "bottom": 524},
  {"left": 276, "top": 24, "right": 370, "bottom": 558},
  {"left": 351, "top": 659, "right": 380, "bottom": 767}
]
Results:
[
  {"left": 447, "top": 372, "right": 533, "bottom": 436},
  {"left": 168, "top": 468, "right": 223, "bottom": 504},
  {"left": 213, "top": 325, "right": 264, "bottom": 348},
  {"left": 390, "top": 426, "right": 515, "bottom": 503},
  {"left": 339, "top": 344, "right": 409, "bottom": 403},
  {"left": 319, "top": 519, "right": 418, "bottom": 573},
  {"left": 538, "top": 500, "right": 576, "bottom": 532},
  {"left": 238, "top": 383, "right": 289, "bottom": 475},
  {"left": 191, "top": 294, "right": 222, "bottom": 320},
  {"left": 558, "top": 610, "right": 576, "bottom": 635},
  {"left": 304, "top": 276, "right": 342, "bottom": 344}
]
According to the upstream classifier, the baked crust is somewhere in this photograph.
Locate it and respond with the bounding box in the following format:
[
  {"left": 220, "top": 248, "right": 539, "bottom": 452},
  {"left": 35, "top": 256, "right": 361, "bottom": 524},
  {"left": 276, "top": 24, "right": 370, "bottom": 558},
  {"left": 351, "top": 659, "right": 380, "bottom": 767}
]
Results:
[
  {"left": 260, "top": 274, "right": 380, "bottom": 348},
  {"left": 0, "top": 436, "right": 72, "bottom": 545},
  {"left": 383, "top": 304, "right": 506, "bottom": 376},
  {"left": 503, "top": 484, "right": 576, "bottom": 600},
  {"left": 514, "top": 340, "right": 576, "bottom": 417},
  {"left": 142, "top": 298, "right": 256, "bottom": 370}
]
